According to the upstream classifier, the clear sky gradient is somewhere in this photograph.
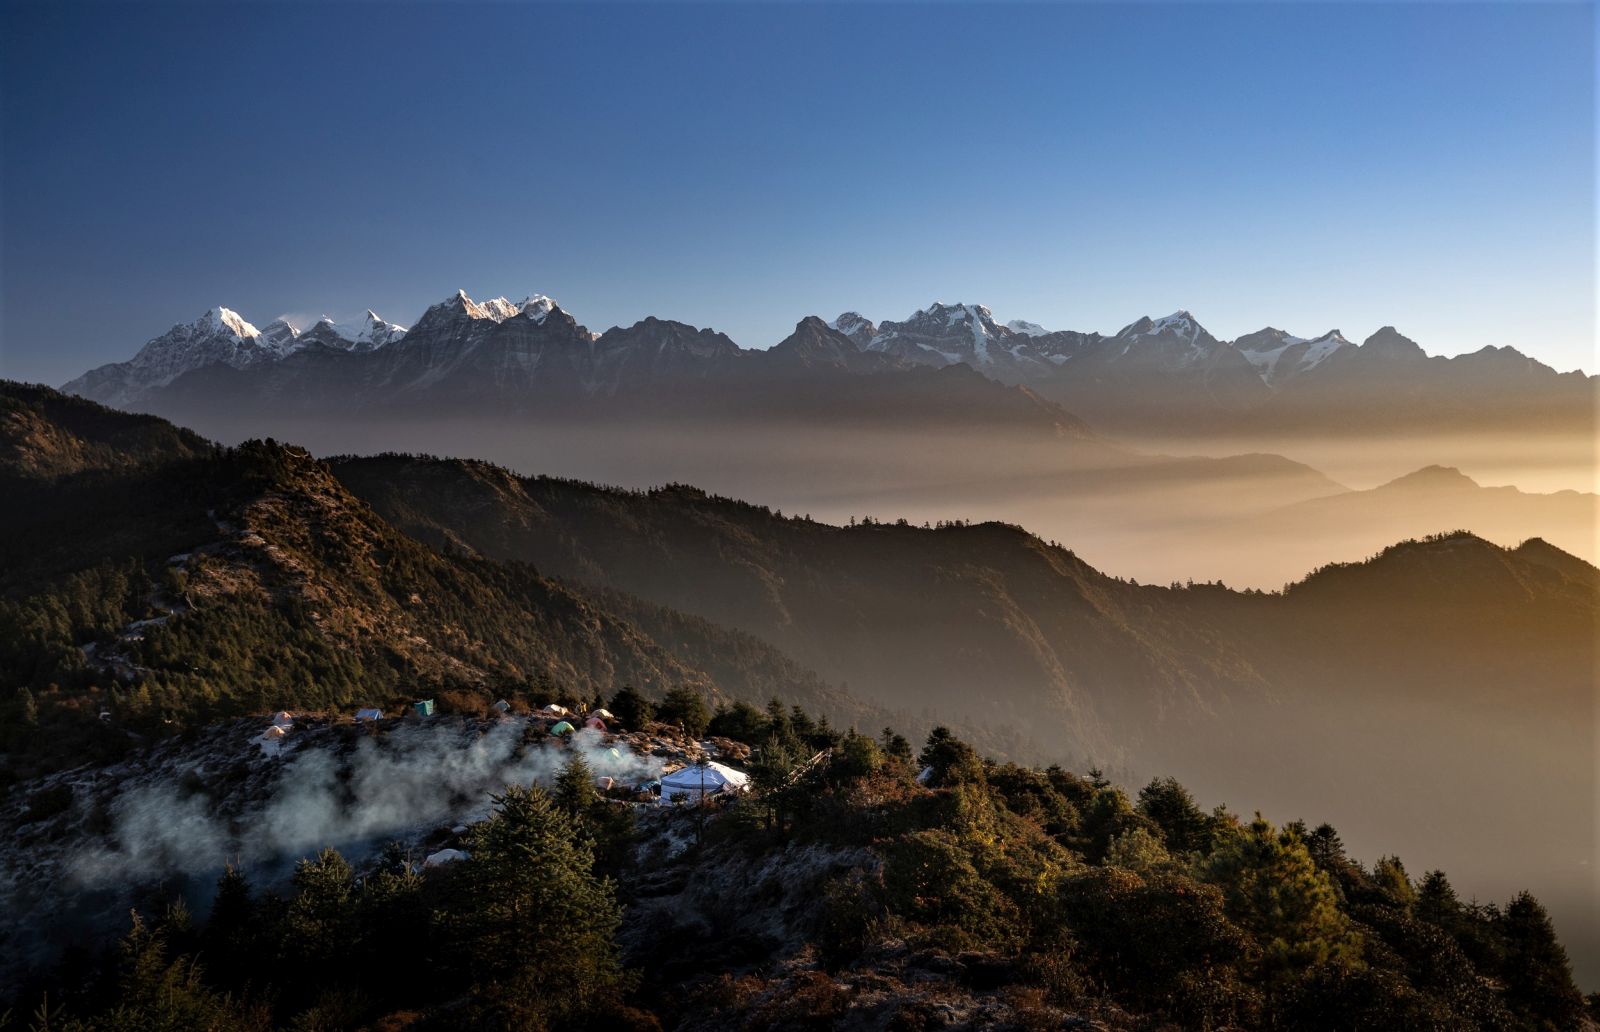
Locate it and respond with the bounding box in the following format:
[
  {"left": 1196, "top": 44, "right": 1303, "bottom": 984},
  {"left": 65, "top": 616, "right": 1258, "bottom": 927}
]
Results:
[{"left": 1, "top": 1, "right": 1594, "bottom": 384}]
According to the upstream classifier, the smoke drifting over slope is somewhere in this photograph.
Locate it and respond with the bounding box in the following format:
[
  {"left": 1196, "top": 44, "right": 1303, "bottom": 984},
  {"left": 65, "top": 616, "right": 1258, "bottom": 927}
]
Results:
[{"left": 69, "top": 719, "right": 661, "bottom": 888}]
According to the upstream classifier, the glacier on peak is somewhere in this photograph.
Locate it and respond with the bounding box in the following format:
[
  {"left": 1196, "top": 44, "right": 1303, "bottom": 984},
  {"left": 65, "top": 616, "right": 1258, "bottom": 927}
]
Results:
[
  {"left": 429, "top": 290, "right": 558, "bottom": 324},
  {"left": 199, "top": 306, "right": 260, "bottom": 340},
  {"left": 1235, "top": 326, "right": 1356, "bottom": 384},
  {"left": 1005, "top": 319, "right": 1050, "bottom": 337}
]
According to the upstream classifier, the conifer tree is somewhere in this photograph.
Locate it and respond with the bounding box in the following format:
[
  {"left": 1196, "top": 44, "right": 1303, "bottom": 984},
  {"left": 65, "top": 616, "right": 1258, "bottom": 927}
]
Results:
[
  {"left": 607, "top": 686, "right": 653, "bottom": 729},
  {"left": 201, "top": 866, "right": 257, "bottom": 993},
  {"left": 1372, "top": 855, "right": 1416, "bottom": 908},
  {"left": 281, "top": 849, "right": 357, "bottom": 989},
  {"left": 1415, "top": 869, "right": 1461, "bottom": 926},
  {"left": 1199, "top": 815, "right": 1362, "bottom": 982},
  {"left": 918, "top": 727, "right": 985, "bottom": 787},
  {"left": 1498, "top": 891, "right": 1583, "bottom": 1030},
  {"left": 555, "top": 752, "right": 600, "bottom": 816},
  {"left": 879, "top": 726, "right": 913, "bottom": 764},
  {"left": 100, "top": 913, "right": 259, "bottom": 1031},
  {"left": 1304, "top": 822, "right": 1347, "bottom": 872},
  {"left": 449, "top": 786, "right": 625, "bottom": 1027},
  {"left": 658, "top": 686, "right": 710, "bottom": 737},
  {"left": 1137, "top": 776, "right": 1211, "bottom": 855}
]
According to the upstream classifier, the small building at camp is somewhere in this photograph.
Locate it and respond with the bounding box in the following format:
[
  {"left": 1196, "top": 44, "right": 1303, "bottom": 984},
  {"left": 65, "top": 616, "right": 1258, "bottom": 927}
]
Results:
[
  {"left": 658, "top": 761, "right": 750, "bottom": 807},
  {"left": 413, "top": 699, "right": 435, "bottom": 718},
  {"left": 355, "top": 708, "right": 383, "bottom": 722}
]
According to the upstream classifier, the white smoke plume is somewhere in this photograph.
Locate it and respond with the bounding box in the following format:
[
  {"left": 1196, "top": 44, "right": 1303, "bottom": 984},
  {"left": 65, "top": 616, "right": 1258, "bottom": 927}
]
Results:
[{"left": 69, "top": 718, "right": 665, "bottom": 889}]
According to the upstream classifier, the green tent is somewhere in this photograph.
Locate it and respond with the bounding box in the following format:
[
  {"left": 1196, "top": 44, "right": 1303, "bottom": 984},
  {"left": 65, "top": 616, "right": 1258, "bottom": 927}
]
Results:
[
  {"left": 550, "top": 720, "right": 575, "bottom": 736},
  {"left": 413, "top": 699, "right": 435, "bottom": 717}
]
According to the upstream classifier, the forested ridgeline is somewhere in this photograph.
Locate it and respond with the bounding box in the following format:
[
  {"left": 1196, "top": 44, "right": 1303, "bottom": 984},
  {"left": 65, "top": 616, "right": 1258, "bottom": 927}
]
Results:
[{"left": 0, "top": 392, "right": 891, "bottom": 782}]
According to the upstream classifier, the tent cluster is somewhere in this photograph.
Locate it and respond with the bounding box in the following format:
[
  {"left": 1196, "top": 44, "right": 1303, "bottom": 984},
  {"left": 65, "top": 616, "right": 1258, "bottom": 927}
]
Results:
[
  {"left": 540, "top": 704, "right": 614, "bottom": 737},
  {"left": 252, "top": 711, "right": 297, "bottom": 756}
]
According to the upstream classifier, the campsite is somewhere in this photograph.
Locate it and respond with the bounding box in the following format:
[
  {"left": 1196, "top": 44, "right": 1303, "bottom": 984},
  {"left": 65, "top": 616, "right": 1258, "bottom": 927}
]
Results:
[{"left": 1, "top": 695, "right": 762, "bottom": 988}]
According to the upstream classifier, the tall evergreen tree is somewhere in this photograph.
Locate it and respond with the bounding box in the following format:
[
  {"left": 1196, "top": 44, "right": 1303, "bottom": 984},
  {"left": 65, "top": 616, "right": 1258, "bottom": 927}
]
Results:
[
  {"left": 1304, "top": 823, "right": 1347, "bottom": 873},
  {"left": 1372, "top": 855, "right": 1416, "bottom": 908},
  {"left": 448, "top": 785, "right": 626, "bottom": 1027},
  {"left": 1415, "top": 869, "right": 1461, "bottom": 926},
  {"left": 1137, "top": 776, "right": 1212, "bottom": 855},
  {"left": 200, "top": 866, "right": 257, "bottom": 994},
  {"left": 280, "top": 849, "right": 357, "bottom": 997},
  {"left": 555, "top": 752, "right": 600, "bottom": 815},
  {"left": 1199, "top": 815, "right": 1362, "bottom": 983},
  {"left": 657, "top": 686, "right": 710, "bottom": 737},
  {"left": 918, "top": 726, "right": 984, "bottom": 787},
  {"left": 606, "top": 686, "right": 653, "bottom": 730},
  {"left": 1498, "top": 891, "right": 1583, "bottom": 1031}
]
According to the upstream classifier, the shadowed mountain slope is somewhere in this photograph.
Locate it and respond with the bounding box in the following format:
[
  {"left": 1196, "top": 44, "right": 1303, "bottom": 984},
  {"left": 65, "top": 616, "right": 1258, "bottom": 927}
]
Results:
[
  {"left": 329, "top": 453, "right": 1596, "bottom": 765},
  {"left": 0, "top": 384, "right": 889, "bottom": 780}
]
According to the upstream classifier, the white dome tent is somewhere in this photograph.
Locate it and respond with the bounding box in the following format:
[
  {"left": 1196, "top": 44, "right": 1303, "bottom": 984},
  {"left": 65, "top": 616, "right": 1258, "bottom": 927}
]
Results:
[{"left": 658, "top": 761, "right": 749, "bottom": 807}]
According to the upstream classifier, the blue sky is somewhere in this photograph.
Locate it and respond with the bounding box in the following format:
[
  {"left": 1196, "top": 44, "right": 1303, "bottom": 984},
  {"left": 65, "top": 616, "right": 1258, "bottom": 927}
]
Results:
[{"left": 1, "top": 1, "right": 1594, "bottom": 383}]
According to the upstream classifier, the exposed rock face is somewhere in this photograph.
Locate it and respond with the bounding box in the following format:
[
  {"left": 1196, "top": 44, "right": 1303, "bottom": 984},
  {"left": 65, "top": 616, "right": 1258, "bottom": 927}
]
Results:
[
  {"left": 827, "top": 311, "right": 877, "bottom": 348},
  {"left": 768, "top": 316, "right": 885, "bottom": 371},
  {"left": 865, "top": 302, "right": 1023, "bottom": 371}
]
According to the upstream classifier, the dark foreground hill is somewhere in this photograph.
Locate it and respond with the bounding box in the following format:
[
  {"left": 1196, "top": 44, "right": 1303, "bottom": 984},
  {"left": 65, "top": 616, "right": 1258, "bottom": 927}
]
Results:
[{"left": 0, "top": 716, "right": 1590, "bottom": 1031}]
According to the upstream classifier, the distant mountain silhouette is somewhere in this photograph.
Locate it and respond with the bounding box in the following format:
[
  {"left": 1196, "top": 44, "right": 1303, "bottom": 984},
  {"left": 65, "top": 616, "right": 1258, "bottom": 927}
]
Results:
[{"left": 62, "top": 294, "right": 1596, "bottom": 439}]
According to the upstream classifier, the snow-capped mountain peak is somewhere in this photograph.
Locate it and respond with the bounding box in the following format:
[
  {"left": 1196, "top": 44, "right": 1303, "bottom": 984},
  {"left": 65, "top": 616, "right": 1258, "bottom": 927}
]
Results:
[
  {"left": 60, "top": 306, "right": 286, "bottom": 408},
  {"left": 1234, "top": 326, "right": 1355, "bottom": 385},
  {"left": 515, "top": 295, "right": 556, "bottom": 323},
  {"left": 1005, "top": 319, "right": 1050, "bottom": 337},
  {"left": 298, "top": 310, "right": 408, "bottom": 352},
  {"left": 866, "top": 302, "right": 1011, "bottom": 366},
  {"left": 827, "top": 312, "right": 877, "bottom": 348},
  {"left": 200, "top": 306, "right": 260, "bottom": 340},
  {"left": 257, "top": 318, "right": 302, "bottom": 356},
  {"left": 426, "top": 290, "right": 558, "bottom": 325},
  {"left": 1117, "top": 310, "right": 1206, "bottom": 342}
]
